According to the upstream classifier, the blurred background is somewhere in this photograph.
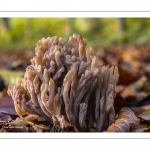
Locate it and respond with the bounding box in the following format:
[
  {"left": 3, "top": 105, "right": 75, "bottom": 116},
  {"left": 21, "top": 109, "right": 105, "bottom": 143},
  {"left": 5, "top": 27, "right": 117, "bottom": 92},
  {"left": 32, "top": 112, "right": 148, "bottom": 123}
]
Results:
[
  {"left": 1, "top": 18, "right": 150, "bottom": 50},
  {"left": 1, "top": 18, "right": 150, "bottom": 131}
]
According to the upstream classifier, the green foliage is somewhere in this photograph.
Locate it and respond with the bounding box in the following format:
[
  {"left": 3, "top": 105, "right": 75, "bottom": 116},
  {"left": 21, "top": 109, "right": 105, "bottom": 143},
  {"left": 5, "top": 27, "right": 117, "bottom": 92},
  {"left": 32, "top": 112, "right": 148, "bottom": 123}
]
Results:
[
  {"left": 0, "top": 18, "right": 70, "bottom": 51},
  {"left": 0, "top": 69, "right": 24, "bottom": 86},
  {"left": 0, "top": 18, "right": 150, "bottom": 51}
]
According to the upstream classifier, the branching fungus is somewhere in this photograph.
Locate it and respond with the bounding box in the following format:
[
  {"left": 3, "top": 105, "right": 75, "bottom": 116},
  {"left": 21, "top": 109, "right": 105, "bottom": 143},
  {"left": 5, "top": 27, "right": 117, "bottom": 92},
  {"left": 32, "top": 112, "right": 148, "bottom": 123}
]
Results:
[{"left": 7, "top": 34, "right": 119, "bottom": 132}]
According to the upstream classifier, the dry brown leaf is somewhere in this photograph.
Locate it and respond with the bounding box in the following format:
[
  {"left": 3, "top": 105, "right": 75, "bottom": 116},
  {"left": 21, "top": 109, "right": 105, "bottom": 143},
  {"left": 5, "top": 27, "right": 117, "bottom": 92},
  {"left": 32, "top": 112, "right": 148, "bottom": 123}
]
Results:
[
  {"left": 0, "top": 88, "right": 15, "bottom": 121},
  {"left": 49, "top": 125, "right": 78, "bottom": 132},
  {"left": 118, "top": 66, "right": 138, "bottom": 85},
  {"left": 137, "top": 105, "right": 150, "bottom": 120},
  {"left": 129, "top": 106, "right": 145, "bottom": 116},
  {"left": 119, "top": 76, "right": 149, "bottom": 103},
  {"left": 0, "top": 117, "right": 52, "bottom": 132},
  {"left": 105, "top": 107, "right": 140, "bottom": 132},
  {"left": 114, "top": 94, "right": 126, "bottom": 113},
  {"left": 120, "top": 87, "right": 136, "bottom": 100},
  {"left": 136, "top": 117, "right": 150, "bottom": 132},
  {"left": 116, "top": 85, "right": 125, "bottom": 94},
  {"left": 0, "top": 118, "right": 35, "bottom": 132}
]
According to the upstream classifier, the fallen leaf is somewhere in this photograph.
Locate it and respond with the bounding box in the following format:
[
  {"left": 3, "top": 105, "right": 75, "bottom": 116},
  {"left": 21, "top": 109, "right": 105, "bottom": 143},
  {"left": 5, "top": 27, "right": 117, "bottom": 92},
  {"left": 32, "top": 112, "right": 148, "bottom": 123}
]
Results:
[
  {"left": 118, "top": 66, "right": 139, "bottom": 85},
  {"left": 116, "top": 85, "right": 125, "bottom": 94},
  {"left": 0, "top": 88, "right": 15, "bottom": 122},
  {"left": 120, "top": 87, "right": 136, "bottom": 100},
  {"left": 129, "top": 106, "right": 145, "bottom": 115},
  {"left": 137, "top": 105, "right": 150, "bottom": 120},
  {"left": 114, "top": 94, "right": 126, "bottom": 113},
  {"left": 136, "top": 117, "right": 150, "bottom": 132},
  {"left": 105, "top": 107, "right": 140, "bottom": 132}
]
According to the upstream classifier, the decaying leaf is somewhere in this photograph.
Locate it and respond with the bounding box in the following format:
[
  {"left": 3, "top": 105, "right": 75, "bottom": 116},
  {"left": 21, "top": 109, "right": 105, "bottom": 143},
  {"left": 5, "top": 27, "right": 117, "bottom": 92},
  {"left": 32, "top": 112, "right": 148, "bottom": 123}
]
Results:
[
  {"left": 0, "top": 117, "right": 53, "bottom": 132},
  {"left": 0, "top": 88, "right": 16, "bottom": 121},
  {"left": 49, "top": 125, "right": 78, "bottom": 132},
  {"left": 114, "top": 94, "right": 126, "bottom": 113},
  {"left": 136, "top": 117, "right": 150, "bottom": 132},
  {"left": 105, "top": 107, "right": 140, "bottom": 132},
  {"left": 117, "top": 66, "right": 138, "bottom": 85},
  {"left": 0, "top": 118, "right": 35, "bottom": 132},
  {"left": 116, "top": 76, "right": 150, "bottom": 108},
  {"left": 120, "top": 87, "right": 136, "bottom": 100},
  {"left": 0, "top": 110, "right": 18, "bottom": 120},
  {"left": 129, "top": 106, "right": 145, "bottom": 116},
  {"left": 136, "top": 105, "right": 150, "bottom": 121},
  {"left": 0, "top": 117, "right": 78, "bottom": 132},
  {"left": 130, "top": 106, "right": 150, "bottom": 132}
]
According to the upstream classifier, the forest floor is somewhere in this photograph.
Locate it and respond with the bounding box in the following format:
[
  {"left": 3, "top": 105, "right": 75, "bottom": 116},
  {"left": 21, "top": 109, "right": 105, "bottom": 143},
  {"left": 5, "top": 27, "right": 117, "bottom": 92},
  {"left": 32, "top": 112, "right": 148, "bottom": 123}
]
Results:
[{"left": 1, "top": 46, "right": 150, "bottom": 132}]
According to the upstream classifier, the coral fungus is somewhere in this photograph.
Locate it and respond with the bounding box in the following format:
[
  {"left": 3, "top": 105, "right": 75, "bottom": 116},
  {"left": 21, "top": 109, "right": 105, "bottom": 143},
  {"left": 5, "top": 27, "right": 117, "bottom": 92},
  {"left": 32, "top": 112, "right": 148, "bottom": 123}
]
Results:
[{"left": 7, "top": 34, "right": 119, "bottom": 132}]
